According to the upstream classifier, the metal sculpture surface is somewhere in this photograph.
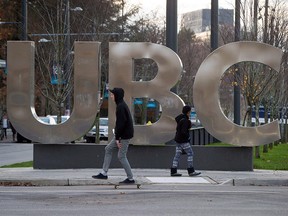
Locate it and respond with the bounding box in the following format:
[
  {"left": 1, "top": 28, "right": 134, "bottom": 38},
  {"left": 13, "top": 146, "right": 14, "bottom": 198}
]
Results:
[
  {"left": 193, "top": 42, "right": 282, "bottom": 146},
  {"left": 6, "top": 41, "right": 283, "bottom": 146},
  {"left": 7, "top": 41, "right": 100, "bottom": 143},
  {"left": 109, "top": 42, "right": 184, "bottom": 144}
]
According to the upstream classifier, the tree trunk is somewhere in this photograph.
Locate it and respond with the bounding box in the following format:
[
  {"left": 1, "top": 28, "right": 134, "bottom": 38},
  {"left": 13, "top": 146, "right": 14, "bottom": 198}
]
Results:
[
  {"left": 56, "top": 101, "right": 62, "bottom": 124},
  {"left": 274, "top": 140, "right": 279, "bottom": 146},
  {"left": 269, "top": 143, "right": 273, "bottom": 150},
  {"left": 255, "top": 146, "right": 260, "bottom": 158},
  {"left": 263, "top": 103, "right": 268, "bottom": 153},
  {"left": 263, "top": 144, "right": 268, "bottom": 153},
  {"left": 285, "top": 119, "right": 288, "bottom": 142}
]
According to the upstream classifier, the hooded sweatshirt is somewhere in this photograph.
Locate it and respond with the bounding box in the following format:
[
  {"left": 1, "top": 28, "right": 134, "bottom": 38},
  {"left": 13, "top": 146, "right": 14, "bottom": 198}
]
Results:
[
  {"left": 174, "top": 113, "right": 192, "bottom": 143},
  {"left": 110, "top": 88, "right": 134, "bottom": 140}
]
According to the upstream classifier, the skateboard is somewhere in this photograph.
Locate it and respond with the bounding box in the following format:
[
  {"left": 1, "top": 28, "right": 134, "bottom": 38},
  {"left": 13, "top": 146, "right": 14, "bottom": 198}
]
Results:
[{"left": 109, "top": 181, "right": 142, "bottom": 189}]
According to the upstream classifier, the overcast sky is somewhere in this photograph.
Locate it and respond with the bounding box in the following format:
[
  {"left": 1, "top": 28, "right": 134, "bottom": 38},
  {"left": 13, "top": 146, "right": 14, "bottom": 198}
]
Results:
[{"left": 128, "top": 0, "right": 234, "bottom": 16}]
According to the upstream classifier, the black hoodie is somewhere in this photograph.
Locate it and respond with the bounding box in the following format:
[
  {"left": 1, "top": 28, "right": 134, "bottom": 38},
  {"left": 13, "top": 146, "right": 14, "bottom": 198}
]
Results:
[
  {"left": 110, "top": 88, "right": 134, "bottom": 140},
  {"left": 174, "top": 113, "right": 191, "bottom": 143}
]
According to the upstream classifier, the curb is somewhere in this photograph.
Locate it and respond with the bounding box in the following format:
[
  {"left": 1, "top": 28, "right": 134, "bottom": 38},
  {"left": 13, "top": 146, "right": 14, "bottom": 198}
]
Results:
[
  {"left": 221, "top": 178, "right": 288, "bottom": 186},
  {"left": 0, "top": 179, "right": 145, "bottom": 187},
  {"left": 1, "top": 178, "right": 288, "bottom": 187},
  {"left": 0, "top": 179, "right": 69, "bottom": 186}
]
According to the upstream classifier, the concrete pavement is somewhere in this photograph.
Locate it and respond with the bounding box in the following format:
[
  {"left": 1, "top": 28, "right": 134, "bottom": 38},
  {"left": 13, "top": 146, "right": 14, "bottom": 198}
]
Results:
[
  {"left": 0, "top": 168, "right": 287, "bottom": 187},
  {"left": 0, "top": 143, "right": 33, "bottom": 166}
]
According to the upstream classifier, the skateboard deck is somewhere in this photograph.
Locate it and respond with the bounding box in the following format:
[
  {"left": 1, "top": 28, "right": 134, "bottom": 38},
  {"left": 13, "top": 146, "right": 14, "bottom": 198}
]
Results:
[{"left": 109, "top": 181, "right": 142, "bottom": 189}]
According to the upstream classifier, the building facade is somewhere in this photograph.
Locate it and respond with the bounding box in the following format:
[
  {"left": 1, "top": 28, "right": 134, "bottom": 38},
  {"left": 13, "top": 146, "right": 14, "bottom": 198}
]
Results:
[{"left": 181, "top": 9, "right": 234, "bottom": 33}]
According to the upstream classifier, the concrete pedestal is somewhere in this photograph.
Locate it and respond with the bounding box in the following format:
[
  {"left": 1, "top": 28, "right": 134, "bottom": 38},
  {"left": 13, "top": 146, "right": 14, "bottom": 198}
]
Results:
[{"left": 33, "top": 144, "right": 253, "bottom": 171}]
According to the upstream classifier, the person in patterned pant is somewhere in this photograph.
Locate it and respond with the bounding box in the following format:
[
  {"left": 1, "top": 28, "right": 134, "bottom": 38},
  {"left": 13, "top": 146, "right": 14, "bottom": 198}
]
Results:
[{"left": 170, "top": 105, "right": 201, "bottom": 177}]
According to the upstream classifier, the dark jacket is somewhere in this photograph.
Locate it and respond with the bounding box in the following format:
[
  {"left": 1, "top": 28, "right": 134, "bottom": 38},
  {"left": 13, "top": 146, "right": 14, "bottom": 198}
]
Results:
[
  {"left": 174, "top": 113, "right": 191, "bottom": 143},
  {"left": 112, "top": 88, "right": 134, "bottom": 140}
]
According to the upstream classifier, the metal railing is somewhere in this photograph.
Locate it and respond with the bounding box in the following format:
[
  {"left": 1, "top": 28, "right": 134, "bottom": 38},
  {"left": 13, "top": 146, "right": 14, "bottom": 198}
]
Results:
[{"left": 189, "top": 127, "right": 215, "bottom": 145}]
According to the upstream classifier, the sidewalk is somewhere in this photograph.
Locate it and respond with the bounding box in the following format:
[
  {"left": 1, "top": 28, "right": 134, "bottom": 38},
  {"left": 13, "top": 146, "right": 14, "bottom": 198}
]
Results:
[
  {"left": 0, "top": 168, "right": 287, "bottom": 187},
  {"left": 1, "top": 132, "right": 288, "bottom": 187}
]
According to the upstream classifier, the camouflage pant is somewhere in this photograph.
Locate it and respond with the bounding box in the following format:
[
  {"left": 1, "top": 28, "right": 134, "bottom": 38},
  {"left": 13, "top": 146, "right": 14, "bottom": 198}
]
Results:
[{"left": 172, "top": 142, "right": 194, "bottom": 168}]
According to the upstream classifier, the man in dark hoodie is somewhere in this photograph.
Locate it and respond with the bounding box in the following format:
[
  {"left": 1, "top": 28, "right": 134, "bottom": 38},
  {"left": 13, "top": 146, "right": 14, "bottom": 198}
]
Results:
[
  {"left": 170, "top": 105, "right": 201, "bottom": 177},
  {"left": 92, "top": 87, "right": 135, "bottom": 184}
]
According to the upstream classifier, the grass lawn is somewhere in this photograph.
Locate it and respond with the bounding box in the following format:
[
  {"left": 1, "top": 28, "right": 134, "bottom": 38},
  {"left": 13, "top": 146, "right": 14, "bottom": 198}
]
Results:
[
  {"left": 0, "top": 161, "right": 33, "bottom": 168},
  {"left": 206, "top": 142, "right": 288, "bottom": 170},
  {"left": 253, "top": 143, "right": 288, "bottom": 170}
]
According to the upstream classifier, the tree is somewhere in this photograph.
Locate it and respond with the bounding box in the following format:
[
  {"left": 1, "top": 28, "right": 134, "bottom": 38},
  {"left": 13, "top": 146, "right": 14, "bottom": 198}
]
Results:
[
  {"left": 26, "top": 0, "right": 140, "bottom": 123},
  {"left": 0, "top": 0, "right": 22, "bottom": 120},
  {"left": 177, "top": 27, "right": 210, "bottom": 105},
  {"left": 218, "top": 0, "right": 288, "bottom": 158}
]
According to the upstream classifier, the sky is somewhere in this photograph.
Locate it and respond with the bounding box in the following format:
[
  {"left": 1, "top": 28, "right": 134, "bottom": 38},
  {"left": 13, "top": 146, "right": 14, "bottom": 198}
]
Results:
[{"left": 128, "top": 0, "right": 234, "bottom": 16}]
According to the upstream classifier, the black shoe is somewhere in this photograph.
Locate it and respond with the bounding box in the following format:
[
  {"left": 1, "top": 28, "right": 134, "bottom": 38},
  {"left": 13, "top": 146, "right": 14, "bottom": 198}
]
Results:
[
  {"left": 189, "top": 171, "right": 201, "bottom": 177},
  {"left": 187, "top": 168, "right": 201, "bottom": 177},
  {"left": 171, "top": 173, "right": 182, "bottom": 177},
  {"left": 92, "top": 173, "right": 108, "bottom": 180},
  {"left": 119, "top": 178, "right": 135, "bottom": 184},
  {"left": 171, "top": 168, "right": 182, "bottom": 177}
]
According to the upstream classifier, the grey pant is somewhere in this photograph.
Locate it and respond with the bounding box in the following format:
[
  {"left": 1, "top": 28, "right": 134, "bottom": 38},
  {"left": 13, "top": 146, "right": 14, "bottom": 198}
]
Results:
[{"left": 102, "top": 137, "right": 133, "bottom": 179}]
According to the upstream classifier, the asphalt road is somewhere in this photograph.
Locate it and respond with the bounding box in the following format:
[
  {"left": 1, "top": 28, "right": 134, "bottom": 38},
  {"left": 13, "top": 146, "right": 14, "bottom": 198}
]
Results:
[
  {"left": 0, "top": 142, "right": 33, "bottom": 166},
  {"left": 0, "top": 185, "right": 287, "bottom": 216},
  {"left": 0, "top": 129, "right": 32, "bottom": 166}
]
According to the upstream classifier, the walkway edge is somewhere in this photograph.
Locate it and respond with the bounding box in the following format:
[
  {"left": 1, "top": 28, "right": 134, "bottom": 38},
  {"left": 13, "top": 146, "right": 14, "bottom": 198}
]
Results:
[{"left": 222, "top": 178, "right": 288, "bottom": 186}]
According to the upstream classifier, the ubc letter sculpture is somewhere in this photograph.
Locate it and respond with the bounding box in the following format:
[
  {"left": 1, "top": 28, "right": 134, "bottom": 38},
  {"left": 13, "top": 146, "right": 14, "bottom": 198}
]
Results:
[
  {"left": 7, "top": 41, "right": 100, "bottom": 143},
  {"left": 109, "top": 42, "right": 184, "bottom": 144},
  {"left": 193, "top": 42, "right": 282, "bottom": 146},
  {"left": 6, "top": 41, "right": 283, "bottom": 146}
]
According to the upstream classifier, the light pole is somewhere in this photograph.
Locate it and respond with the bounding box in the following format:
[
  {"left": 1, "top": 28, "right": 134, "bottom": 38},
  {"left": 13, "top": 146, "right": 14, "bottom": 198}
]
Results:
[
  {"left": 64, "top": 0, "right": 82, "bottom": 115},
  {"left": 234, "top": 0, "right": 241, "bottom": 125},
  {"left": 21, "top": 0, "right": 28, "bottom": 40},
  {"left": 166, "top": 0, "right": 177, "bottom": 53},
  {"left": 211, "top": 0, "right": 218, "bottom": 51},
  {"left": 65, "top": 0, "right": 71, "bottom": 115},
  {"left": 166, "top": 0, "right": 178, "bottom": 93},
  {"left": 263, "top": 0, "right": 269, "bottom": 43},
  {"left": 2, "top": 0, "right": 28, "bottom": 40}
]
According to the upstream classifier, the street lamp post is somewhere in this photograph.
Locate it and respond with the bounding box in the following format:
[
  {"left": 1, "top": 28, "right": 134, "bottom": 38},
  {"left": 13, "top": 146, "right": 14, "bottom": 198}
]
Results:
[
  {"left": 166, "top": 0, "right": 178, "bottom": 53},
  {"left": 211, "top": 0, "right": 218, "bottom": 51},
  {"left": 64, "top": 0, "right": 82, "bottom": 115},
  {"left": 65, "top": 0, "right": 71, "bottom": 115},
  {"left": 21, "top": 0, "right": 28, "bottom": 40},
  {"left": 166, "top": 0, "right": 178, "bottom": 93},
  {"left": 234, "top": 0, "right": 241, "bottom": 125}
]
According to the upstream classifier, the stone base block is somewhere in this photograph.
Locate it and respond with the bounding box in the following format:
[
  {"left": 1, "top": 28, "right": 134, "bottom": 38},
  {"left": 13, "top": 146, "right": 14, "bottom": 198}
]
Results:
[{"left": 33, "top": 144, "right": 253, "bottom": 171}]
